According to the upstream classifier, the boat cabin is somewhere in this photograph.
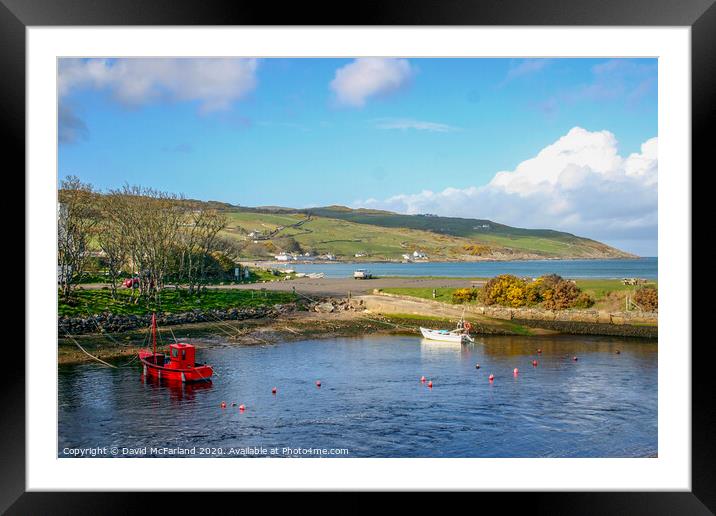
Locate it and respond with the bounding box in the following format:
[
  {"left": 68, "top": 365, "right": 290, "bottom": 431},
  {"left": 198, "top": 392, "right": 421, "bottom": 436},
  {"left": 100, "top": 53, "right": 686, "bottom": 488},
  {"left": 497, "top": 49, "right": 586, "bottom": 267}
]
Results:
[{"left": 168, "top": 343, "right": 196, "bottom": 369}]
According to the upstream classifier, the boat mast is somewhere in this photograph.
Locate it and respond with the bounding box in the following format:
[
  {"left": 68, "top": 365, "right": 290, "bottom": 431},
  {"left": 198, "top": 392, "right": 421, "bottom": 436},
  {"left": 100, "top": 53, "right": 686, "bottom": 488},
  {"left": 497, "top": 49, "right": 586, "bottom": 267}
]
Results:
[{"left": 151, "top": 312, "right": 157, "bottom": 357}]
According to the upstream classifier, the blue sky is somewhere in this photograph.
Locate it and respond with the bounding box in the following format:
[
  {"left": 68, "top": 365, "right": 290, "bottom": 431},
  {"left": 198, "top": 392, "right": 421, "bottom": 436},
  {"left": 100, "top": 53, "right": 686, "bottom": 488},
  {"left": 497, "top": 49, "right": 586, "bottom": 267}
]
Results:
[{"left": 58, "top": 58, "right": 658, "bottom": 255}]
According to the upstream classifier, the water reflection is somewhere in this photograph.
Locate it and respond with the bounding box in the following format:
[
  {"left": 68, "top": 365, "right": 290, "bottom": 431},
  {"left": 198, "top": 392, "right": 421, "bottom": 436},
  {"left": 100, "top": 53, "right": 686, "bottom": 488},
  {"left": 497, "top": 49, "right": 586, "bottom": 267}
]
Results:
[
  {"left": 420, "top": 339, "right": 462, "bottom": 356},
  {"left": 140, "top": 374, "right": 213, "bottom": 403}
]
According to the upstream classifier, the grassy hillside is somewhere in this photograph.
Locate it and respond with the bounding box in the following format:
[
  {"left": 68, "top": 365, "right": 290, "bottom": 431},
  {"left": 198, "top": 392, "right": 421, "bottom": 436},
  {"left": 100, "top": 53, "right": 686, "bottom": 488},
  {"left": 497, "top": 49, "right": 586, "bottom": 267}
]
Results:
[
  {"left": 220, "top": 205, "right": 633, "bottom": 261},
  {"left": 305, "top": 206, "right": 630, "bottom": 257}
]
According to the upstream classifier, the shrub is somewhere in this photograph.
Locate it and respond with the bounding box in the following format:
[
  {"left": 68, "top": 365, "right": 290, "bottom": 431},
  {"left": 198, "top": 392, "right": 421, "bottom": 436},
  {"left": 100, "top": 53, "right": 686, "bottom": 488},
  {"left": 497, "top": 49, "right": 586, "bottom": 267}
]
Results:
[
  {"left": 452, "top": 288, "right": 479, "bottom": 304},
  {"left": 481, "top": 273, "right": 593, "bottom": 310},
  {"left": 573, "top": 291, "right": 595, "bottom": 309},
  {"left": 462, "top": 244, "right": 492, "bottom": 256},
  {"left": 634, "top": 286, "right": 658, "bottom": 312},
  {"left": 543, "top": 280, "right": 581, "bottom": 310},
  {"left": 480, "top": 274, "right": 528, "bottom": 307}
]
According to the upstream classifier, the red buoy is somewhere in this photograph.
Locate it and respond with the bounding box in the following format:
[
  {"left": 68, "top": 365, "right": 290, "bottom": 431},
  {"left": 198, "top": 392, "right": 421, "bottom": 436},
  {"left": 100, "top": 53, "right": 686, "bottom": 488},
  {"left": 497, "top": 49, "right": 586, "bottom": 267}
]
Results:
[
  {"left": 220, "top": 401, "right": 227, "bottom": 409},
  {"left": 272, "top": 387, "right": 277, "bottom": 394},
  {"left": 239, "top": 404, "right": 245, "bottom": 411},
  {"left": 427, "top": 380, "right": 433, "bottom": 388},
  {"left": 489, "top": 374, "right": 494, "bottom": 381},
  {"left": 420, "top": 376, "right": 426, "bottom": 383},
  {"left": 537, "top": 348, "right": 542, "bottom": 354},
  {"left": 316, "top": 380, "right": 321, "bottom": 387},
  {"left": 532, "top": 360, "right": 538, "bottom": 367},
  {"left": 513, "top": 368, "right": 519, "bottom": 375}
]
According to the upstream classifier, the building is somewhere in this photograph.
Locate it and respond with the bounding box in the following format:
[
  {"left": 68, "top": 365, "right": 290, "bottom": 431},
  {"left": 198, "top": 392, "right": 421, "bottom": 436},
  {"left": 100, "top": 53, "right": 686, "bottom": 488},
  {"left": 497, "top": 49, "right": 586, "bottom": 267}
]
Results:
[{"left": 413, "top": 250, "right": 428, "bottom": 259}]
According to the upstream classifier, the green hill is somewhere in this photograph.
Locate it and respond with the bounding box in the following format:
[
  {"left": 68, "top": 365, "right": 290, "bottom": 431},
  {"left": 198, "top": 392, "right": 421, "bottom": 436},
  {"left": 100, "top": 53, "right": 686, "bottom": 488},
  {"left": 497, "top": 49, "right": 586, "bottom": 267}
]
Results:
[{"left": 220, "top": 205, "right": 634, "bottom": 261}]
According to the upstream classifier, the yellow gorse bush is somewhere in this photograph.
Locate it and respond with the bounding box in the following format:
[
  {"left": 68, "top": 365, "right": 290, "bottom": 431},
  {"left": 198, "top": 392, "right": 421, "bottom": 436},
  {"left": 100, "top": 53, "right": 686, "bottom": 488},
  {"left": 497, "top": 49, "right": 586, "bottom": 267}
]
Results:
[{"left": 479, "top": 274, "right": 594, "bottom": 310}]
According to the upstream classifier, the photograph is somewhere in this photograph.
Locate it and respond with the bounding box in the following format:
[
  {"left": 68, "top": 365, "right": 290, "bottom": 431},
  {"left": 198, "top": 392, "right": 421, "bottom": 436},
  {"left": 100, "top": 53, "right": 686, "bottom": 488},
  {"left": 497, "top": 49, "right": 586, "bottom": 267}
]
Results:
[{"left": 56, "top": 56, "right": 659, "bottom": 459}]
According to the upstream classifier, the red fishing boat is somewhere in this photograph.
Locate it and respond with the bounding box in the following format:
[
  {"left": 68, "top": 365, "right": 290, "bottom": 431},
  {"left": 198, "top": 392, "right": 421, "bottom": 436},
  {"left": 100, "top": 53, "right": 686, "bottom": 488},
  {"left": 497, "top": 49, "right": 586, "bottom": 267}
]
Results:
[{"left": 138, "top": 313, "right": 214, "bottom": 383}]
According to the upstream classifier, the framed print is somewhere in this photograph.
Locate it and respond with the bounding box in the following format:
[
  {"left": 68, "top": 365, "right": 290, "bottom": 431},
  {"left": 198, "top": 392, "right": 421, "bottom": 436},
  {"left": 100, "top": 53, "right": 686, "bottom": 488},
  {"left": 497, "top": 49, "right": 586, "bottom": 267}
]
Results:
[{"left": 4, "top": 0, "right": 713, "bottom": 511}]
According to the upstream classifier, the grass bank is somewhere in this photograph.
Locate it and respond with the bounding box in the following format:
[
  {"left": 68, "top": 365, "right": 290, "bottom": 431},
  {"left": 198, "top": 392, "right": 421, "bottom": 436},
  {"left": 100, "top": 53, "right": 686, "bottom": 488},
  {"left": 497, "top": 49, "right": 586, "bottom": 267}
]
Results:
[
  {"left": 382, "top": 278, "right": 657, "bottom": 311},
  {"left": 59, "top": 288, "right": 297, "bottom": 317}
]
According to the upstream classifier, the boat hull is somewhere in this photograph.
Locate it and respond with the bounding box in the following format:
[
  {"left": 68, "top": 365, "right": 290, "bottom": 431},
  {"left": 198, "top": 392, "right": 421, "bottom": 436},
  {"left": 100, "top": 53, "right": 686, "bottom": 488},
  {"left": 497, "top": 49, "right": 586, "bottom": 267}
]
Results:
[
  {"left": 139, "top": 352, "right": 213, "bottom": 383},
  {"left": 420, "top": 327, "right": 472, "bottom": 343}
]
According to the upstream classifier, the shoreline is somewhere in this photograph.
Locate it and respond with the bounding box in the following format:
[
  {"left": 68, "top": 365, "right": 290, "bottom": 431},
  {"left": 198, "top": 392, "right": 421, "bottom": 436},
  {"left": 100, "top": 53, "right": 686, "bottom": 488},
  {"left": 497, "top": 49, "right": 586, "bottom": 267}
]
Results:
[
  {"left": 58, "top": 305, "right": 656, "bottom": 366},
  {"left": 245, "top": 256, "right": 649, "bottom": 267}
]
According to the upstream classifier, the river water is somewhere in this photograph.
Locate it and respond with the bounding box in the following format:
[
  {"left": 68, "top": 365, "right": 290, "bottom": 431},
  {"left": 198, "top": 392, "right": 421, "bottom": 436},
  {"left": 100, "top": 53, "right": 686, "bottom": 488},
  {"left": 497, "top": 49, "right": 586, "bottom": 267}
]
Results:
[
  {"left": 58, "top": 334, "right": 657, "bottom": 458},
  {"left": 279, "top": 257, "right": 657, "bottom": 279}
]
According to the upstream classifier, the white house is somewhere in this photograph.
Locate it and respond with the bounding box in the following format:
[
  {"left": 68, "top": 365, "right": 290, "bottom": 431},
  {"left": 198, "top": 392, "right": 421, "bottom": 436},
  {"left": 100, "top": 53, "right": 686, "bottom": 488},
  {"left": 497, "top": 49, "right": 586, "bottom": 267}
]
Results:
[{"left": 413, "top": 250, "right": 428, "bottom": 259}]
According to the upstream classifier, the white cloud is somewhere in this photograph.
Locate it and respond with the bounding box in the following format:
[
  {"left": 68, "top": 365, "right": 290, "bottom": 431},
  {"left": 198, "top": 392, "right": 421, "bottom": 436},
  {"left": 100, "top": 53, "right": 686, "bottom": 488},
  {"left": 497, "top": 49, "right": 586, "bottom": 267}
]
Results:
[
  {"left": 355, "top": 127, "right": 657, "bottom": 253},
  {"left": 330, "top": 58, "right": 414, "bottom": 107},
  {"left": 375, "top": 118, "right": 459, "bottom": 132},
  {"left": 58, "top": 58, "right": 259, "bottom": 112}
]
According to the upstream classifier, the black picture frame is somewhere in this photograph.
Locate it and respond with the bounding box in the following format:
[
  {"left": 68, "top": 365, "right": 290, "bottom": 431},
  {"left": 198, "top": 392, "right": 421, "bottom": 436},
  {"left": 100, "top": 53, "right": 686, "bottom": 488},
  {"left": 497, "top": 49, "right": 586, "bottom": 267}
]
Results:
[{"left": 3, "top": 0, "right": 711, "bottom": 511}]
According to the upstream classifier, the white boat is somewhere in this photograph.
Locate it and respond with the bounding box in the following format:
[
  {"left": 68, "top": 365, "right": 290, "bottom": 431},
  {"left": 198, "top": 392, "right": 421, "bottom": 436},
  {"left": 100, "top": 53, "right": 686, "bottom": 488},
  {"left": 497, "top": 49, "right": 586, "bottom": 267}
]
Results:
[{"left": 420, "top": 327, "right": 474, "bottom": 343}]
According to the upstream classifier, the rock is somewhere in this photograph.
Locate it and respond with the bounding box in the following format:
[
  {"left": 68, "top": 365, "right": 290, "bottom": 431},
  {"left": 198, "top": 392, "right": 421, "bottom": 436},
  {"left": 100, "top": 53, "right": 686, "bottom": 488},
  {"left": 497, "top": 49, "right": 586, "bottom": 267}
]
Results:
[{"left": 315, "top": 302, "right": 336, "bottom": 313}]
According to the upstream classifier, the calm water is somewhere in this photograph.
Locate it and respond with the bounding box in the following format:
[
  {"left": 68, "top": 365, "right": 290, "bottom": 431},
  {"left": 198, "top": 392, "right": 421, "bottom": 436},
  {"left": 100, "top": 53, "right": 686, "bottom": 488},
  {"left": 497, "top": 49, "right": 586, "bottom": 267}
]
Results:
[
  {"left": 281, "top": 257, "right": 657, "bottom": 279},
  {"left": 59, "top": 335, "right": 657, "bottom": 458}
]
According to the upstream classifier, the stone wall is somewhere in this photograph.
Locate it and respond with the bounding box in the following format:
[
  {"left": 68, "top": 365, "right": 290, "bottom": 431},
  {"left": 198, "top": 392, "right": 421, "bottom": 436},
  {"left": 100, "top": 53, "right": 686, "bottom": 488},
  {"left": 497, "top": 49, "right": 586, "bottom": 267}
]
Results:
[
  {"left": 58, "top": 304, "right": 297, "bottom": 336},
  {"left": 469, "top": 304, "right": 657, "bottom": 326}
]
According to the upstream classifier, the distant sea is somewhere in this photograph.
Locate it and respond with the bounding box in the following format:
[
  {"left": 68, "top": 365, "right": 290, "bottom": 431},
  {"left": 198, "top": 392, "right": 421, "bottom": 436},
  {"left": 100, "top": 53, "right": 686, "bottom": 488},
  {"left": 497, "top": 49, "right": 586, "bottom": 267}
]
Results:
[{"left": 277, "top": 257, "right": 658, "bottom": 279}]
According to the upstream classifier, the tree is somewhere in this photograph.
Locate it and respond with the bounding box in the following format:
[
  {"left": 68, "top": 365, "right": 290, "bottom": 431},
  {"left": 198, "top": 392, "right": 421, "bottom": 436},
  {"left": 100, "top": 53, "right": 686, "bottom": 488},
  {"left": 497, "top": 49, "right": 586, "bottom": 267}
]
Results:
[
  {"left": 279, "top": 236, "right": 303, "bottom": 254},
  {"left": 177, "top": 205, "right": 227, "bottom": 294},
  {"left": 95, "top": 194, "right": 128, "bottom": 298},
  {"left": 57, "top": 177, "right": 98, "bottom": 300},
  {"left": 104, "top": 185, "right": 184, "bottom": 306}
]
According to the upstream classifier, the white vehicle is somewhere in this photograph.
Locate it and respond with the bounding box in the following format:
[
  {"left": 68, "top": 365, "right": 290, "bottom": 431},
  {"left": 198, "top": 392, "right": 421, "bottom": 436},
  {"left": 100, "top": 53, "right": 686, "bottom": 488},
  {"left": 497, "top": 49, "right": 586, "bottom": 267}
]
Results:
[{"left": 353, "top": 269, "right": 372, "bottom": 279}]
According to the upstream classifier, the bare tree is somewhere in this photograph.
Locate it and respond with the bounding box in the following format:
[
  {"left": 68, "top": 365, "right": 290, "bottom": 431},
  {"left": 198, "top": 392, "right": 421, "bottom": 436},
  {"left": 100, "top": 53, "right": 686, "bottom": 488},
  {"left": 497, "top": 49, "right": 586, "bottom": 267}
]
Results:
[
  {"left": 57, "top": 177, "right": 98, "bottom": 300},
  {"left": 195, "top": 209, "right": 227, "bottom": 293},
  {"left": 177, "top": 205, "right": 227, "bottom": 294},
  {"left": 104, "top": 185, "right": 183, "bottom": 306},
  {"left": 95, "top": 194, "right": 128, "bottom": 298}
]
